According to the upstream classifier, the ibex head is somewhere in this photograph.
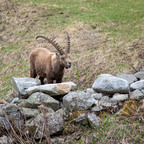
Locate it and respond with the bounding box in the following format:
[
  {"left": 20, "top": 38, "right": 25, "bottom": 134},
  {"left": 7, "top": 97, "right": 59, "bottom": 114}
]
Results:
[{"left": 36, "top": 32, "right": 71, "bottom": 69}]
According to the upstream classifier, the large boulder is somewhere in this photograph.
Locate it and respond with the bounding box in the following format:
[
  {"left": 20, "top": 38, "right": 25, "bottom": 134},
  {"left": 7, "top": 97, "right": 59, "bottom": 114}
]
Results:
[
  {"left": 25, "top": 112, "right": 64, "bottom": 139},
  {"left": 13, "top": 77, "right": 40, "bottom": 99},
  {"left": 130, "top": 80, "right": 144, "bottom": 90},
  {"left": 92, "top": 74, "right": 129, "bottom": 94},
  {"left": 21, "top": 92, "right": 59, "bottom": 111},
  {"left": 26, "top": 82, "right": 77, "bottom": 96},
  {"left": 63, "top": 91, "right": 97, "bottom": 112},
  {"left": 2, "top": 104, "right": 24, "bottom": 130}
]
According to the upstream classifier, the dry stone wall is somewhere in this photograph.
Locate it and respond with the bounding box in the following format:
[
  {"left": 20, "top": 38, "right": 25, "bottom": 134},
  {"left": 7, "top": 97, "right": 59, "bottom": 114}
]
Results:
[{"left": 0, "top": 70, "right": 144, "bottom": 143}]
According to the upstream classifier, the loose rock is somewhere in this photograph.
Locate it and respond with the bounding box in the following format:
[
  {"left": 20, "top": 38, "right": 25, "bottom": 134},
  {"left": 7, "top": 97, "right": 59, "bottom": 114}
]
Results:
[
  {"left": 110, "top": 93, "right": 129, "bottom": 102},
  {"left": 85, "top": 88, "right": 96, "bottom": 95},
  {"left": 0, "top": 104, "right": 6, "bottom": 116},
  {"left": 130, "top": 80, "right": 144, "bottom": 90},
  {"left": 91, "top": 105, "right": 103, "bottom": 112},
  {"left": 116, "top": 73, "right": 137, "bottom": 84},
  {"left": 99, "top": 96, "right": 117, "bottom": 108},
  {"left": 130, "top": 90, "right": 144, "bottom": 100},
  {"left": 87, "top": 113, "right": 99, "bottom": 127},
  {"left": 22, "top": 92, "right": 59, "bottom": 111},
  {"left": 0, "top": 116, "right": 11, "bottom": 130},
  {"left": 134, "top": 71, "right": 144, "bottom": 80},
  {"left": 13, "top": 77, "right": 40, "bottom": 99},
  {"left": 11, "top": 97, "right": 20, "bottom": 104},
  {"left": 0, "top": 136, "right": 13, "bottom": 144},
  {"left": 21, "top": 107, "right": 39, "bottom": 119},
  {"left": 51, "top": 138, "right": 65, "bottom": 144},
  {"left": 92, "top": 93, "right": 103, "bottom": 100},
  {"left": 63, "top": 91, "right": 96, "bottom": 112}
]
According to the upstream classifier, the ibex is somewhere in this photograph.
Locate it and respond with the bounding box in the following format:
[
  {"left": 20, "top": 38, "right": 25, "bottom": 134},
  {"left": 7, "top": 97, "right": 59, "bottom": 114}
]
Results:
[{"left": 29, "top": 32, "right": 71, "bottom": 84}]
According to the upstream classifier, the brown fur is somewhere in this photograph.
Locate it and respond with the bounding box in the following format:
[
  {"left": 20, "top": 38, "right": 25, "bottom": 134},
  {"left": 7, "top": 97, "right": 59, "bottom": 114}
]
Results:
[{"left": 30, "top": 47, "right": 71, "bottom": 84}]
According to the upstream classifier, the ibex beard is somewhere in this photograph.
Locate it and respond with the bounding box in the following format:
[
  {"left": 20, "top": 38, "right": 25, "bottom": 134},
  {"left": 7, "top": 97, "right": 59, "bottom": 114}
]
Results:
[{"left": 29, "top": 32, "right": 71, "bottom": 84}]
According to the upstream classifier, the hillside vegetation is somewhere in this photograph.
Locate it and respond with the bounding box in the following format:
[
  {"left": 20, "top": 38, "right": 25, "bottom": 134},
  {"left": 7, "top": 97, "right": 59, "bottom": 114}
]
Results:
[{"left": 0, "top": 0, "right": 144, "bottom": 98}]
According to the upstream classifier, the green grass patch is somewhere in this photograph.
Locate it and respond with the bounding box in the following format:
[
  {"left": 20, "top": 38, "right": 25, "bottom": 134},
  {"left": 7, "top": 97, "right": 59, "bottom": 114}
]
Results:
[
  {"left": 89, "top": 115, "right": 144, "bottom": 144},
  {"left": 11, "top": 0, "right": 144, "bottom": 40}
]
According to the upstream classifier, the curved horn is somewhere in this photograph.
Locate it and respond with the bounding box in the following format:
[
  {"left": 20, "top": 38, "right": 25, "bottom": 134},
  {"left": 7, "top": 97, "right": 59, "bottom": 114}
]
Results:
[
  {"left": 65, "top": 32, "right": 70, "bottom": 53},
  {"left": 36, "top": 35, "right": 64, "bottom": 55}
]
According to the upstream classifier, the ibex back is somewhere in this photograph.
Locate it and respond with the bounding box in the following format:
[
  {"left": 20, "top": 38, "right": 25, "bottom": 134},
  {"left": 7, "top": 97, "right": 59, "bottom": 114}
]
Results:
[{"left": 30, "top": 32, "right": 71, "bottom": 84}]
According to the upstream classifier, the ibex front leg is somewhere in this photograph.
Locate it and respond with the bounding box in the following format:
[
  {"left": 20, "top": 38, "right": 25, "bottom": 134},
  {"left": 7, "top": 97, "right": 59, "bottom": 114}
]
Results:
[{"left": 39, "top": 77, "right": 44, "bottom": 85}]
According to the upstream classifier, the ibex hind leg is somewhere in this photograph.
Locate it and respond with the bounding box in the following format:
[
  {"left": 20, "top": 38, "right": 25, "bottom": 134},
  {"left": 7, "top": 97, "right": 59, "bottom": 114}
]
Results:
[
  {"left": 30, "top": 64, "right": 37, "bottom": 78},
  {"left": 56, "top": 78, "right": 62, "bottom": 83}
]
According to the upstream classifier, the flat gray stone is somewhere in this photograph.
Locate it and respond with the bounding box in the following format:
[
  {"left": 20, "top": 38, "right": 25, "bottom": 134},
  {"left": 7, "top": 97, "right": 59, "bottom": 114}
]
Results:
[
  {"left": 130, "top": 89, "right": 144, "bottom": 100},
  {"left": 92, "top": 93, "right": 103, "bottom": 100},
  {"left": 116, "top": 73, "right": 137, "bottom": 84},
  {"left": 63, "top": 91, "right": 97, "bottom": 112},
  {"left": 135, "top": 72, "right": 144, "bottom": 80},
  {"left": 22, "top": 92, "right": 59, "bottom": 111},
  {"left": 26, "top": 82, "right": 77, "bottom": 96},
  {"left": 22, "top": 108, "right": 39, "bottom": 119},
  {"left": 130, "top": 80, "right": 144, "bottom": 90},
  {"left": 0, "top": 136, "right": 12, "bottom": 144},
  {"left": 13, "top": 77, "right": 40, "bottom": 99},
  {"left": 110, "top": 93, "right": 129, "bottom": 102},
  {"left": 87, "top": 113, "right": 99, "bottom": 127},
  {"left": 92, "top": 74, "right": 129, "bottom": 94},
  {"left": 91, "top": 105, "right": 103, "bottom": 112}
]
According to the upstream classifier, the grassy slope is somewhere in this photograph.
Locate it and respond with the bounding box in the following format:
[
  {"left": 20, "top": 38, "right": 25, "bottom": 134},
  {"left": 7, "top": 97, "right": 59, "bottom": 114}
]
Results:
[
  {"left": 0, "top": 0, "right": 144, "bottom": 143},
  {"left": 0, "top": 0, "right": 143, "bottom": 98}
]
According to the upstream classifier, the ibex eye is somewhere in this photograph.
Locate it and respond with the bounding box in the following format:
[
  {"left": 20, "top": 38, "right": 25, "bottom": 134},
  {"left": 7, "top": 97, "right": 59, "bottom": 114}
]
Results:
[{"left": 61, "top": 57, "right": 65, "bottom": 60}]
